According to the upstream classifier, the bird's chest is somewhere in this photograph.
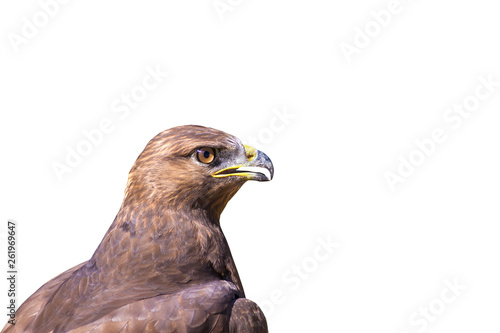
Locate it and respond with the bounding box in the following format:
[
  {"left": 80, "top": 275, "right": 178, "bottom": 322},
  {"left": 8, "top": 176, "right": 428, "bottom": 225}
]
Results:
[{"left": 147, "top": 221, "right": 232, "bottom": 278}]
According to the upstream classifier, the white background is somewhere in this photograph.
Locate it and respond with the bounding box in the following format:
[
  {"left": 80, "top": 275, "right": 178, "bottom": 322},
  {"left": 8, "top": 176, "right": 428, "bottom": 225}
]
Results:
[{"left": 1, "top": 1, "right": 500, "bottom": 332}]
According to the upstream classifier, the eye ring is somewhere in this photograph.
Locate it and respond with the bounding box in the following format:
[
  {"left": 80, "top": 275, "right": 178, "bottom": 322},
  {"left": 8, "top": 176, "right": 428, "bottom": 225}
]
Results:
[{"left": 196, "top": 147, "right": 216, "bottom": 164}]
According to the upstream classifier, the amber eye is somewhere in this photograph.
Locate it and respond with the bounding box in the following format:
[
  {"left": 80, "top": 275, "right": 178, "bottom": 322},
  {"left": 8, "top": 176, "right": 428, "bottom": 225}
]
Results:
[{"left": 196, "top": 147, "right": 216, "bottom": 164}]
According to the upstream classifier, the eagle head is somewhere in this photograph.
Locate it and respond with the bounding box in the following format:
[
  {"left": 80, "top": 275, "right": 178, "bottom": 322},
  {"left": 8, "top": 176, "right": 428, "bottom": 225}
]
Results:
[{"left": 122, "top": 125, "right": 274, "bottom": 219}]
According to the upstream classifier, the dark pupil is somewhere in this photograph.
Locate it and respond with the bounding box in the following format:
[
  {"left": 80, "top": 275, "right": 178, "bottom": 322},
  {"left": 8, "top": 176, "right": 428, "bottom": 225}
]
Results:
[{"left": 203, "top": 150, "right": 210, "bottom": 159}]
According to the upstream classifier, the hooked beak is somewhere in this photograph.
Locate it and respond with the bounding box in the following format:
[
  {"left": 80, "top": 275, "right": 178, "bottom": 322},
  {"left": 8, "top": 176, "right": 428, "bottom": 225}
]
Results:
[{"left": 211, "top": 144, "right": 274, "bottom": 182}]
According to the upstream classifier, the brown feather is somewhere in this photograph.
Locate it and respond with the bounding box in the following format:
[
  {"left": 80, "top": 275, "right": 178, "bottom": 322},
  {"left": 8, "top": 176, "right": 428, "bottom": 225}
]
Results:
[{"left": 2, "top": 125, "right": 269, "bottom": 333}]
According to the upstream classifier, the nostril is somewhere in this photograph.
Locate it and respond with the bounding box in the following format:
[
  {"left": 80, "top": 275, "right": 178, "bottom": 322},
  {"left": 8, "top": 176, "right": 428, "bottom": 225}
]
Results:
[{"left": 243, "top": 144, "right": 257, "bottom": 161}]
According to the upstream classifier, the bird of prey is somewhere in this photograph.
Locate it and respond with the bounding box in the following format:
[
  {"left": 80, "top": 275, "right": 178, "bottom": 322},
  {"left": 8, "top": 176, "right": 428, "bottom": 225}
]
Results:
[{"left": 3, "top": 125, "right": 273, "bottom": 333}]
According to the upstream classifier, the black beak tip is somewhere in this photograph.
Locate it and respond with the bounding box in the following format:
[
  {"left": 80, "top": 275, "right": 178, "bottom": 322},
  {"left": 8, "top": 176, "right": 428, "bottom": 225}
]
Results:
[{"left": 257, "top": 150, "right": 274, "bottom": 181}]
